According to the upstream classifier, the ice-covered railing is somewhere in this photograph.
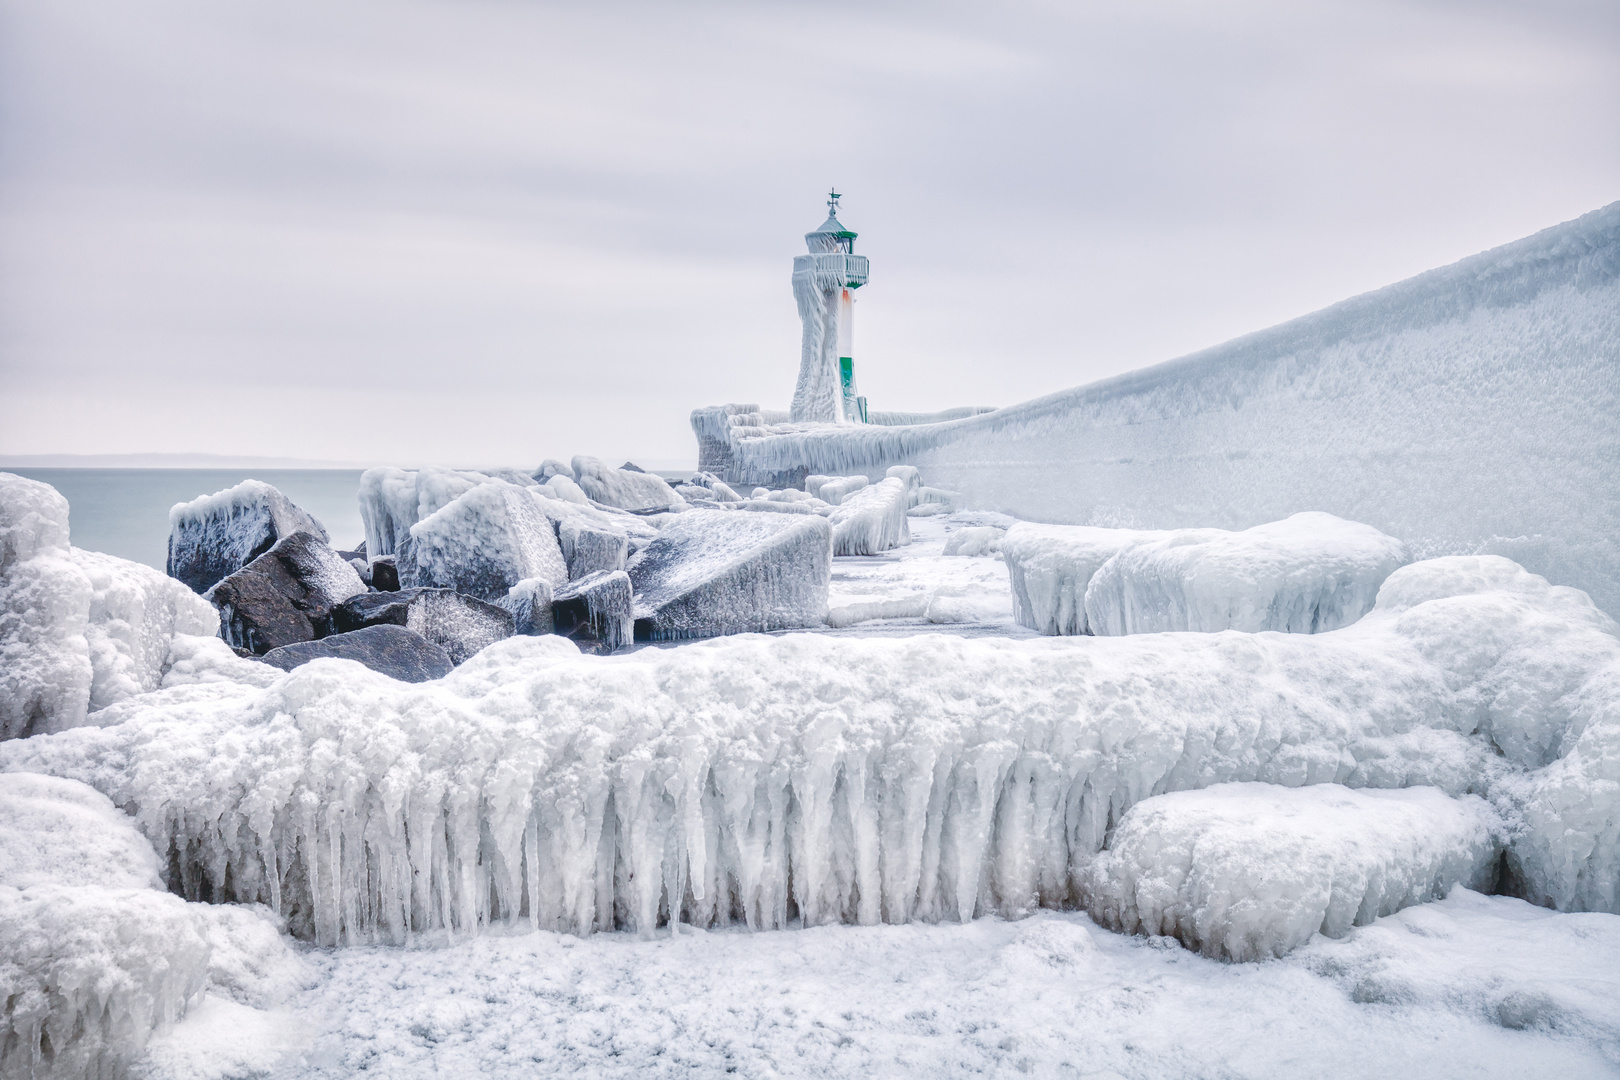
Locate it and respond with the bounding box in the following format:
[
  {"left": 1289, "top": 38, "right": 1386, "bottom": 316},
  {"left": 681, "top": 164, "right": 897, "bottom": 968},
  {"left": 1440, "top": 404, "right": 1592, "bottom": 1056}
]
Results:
[
  {"left": 706, "top": 203, "right": 1620, "bottom": 614},
  {"left": 2, "top": 556, "right": 1617, "bottom": 946}
]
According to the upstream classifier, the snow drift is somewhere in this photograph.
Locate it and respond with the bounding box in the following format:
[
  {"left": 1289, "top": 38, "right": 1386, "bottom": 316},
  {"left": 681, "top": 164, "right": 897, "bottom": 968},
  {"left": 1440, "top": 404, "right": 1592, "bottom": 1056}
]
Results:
[
  {"left": 1083, "top": 783, "right": 1503, "bottom": 960},
  {"left": 1, "top": 473, "right": 219, "bottom": 740},
  {"left": 703, "top": 203, "right": 1620, "bottom": 616},
  {"left": 0, "top": 556, "right": 1615, "bottom": 948}
]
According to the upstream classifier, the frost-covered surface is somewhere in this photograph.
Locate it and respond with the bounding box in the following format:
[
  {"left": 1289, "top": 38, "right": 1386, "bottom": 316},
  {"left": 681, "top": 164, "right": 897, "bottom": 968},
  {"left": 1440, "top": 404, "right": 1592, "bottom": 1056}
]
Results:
[
  {"left": 166, "top": 480, "right": 328, "bottom": 595},
  {"left": 400, "top": 481, "right": 568, "bottom": 601},
  {"left": 2, "top": 474, "right": 219, "bottom": 739},
  {"left": 209, "top": 532, "right": 367, "bottom": 655},
  {"left": 358, "top": 467, "right": 496, "bottom": 558},
  {"left": 165, "top": 893, "right": 1620, "bottom": 1079},
  {"left": 0, "top": 556, "right": 1615, "bottom": 948},
  {"left": 0, "top": 769, "right": 307, "bottom": 1080},
  {"left": 1002, "top": 522, "right": 1151, "bottom": 635},
  {"left": 552, "top": 570, "right": 634, "bottom": 651},
  {"left": 333, "top": 588, "right": 513, "bottom": 666},
  {"left": 711, "top": 204, "right": 1620, "bottom": 615},
  {"left": 628, "top": 511, "right": 831, "bottom": 640},
  {"left": 558, "top": 519, "right": 628, "bottom": 580},
  {"left": 497, "top": 578, "right": 553, "bottom": 636},
  {"left": 941, "top": 526, "right": 1004, "bottom": 557},
  {"left": 570, "top": 456, "right": 685, "bottom": 514},
  {"left": 824, "top": 513, "right": 1018, "bottom": 633},
  {"left": 828, "top": 477, "right": 910, "bottom": 556},
  {"left": 1084, "top": 783, "right": 1502, "bottom": 961},
  {"left": 817, "top": 475, "right": 868, "bottom": 506},
  {"left": 0, "top": 773, "right": 164, "bottom": 891},
  {"left": 1086, "top": 513, "right": 1408, "bottom": 634}
]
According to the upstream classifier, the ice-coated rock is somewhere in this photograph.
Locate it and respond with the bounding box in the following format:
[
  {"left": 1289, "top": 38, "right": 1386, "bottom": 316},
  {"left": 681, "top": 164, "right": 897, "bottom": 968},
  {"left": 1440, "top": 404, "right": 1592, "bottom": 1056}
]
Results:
[
  {"left": 688, "top": 472, "right": 742, "bottom": 502},
  {"left": 915, "top": 486, "right": 962, "bottom": 511},
  {"left": 552, "top": 570, "right": 633, "bottom": 651},
  {"left": 399, "top": 482, "right": 568, "bottom": 601},
  {"left": 358, "top": 466, "right": 500, "bottom": 557},
  {"left": 2, "top": 474, "right": 218, "bottom": 739},
  {"left": 559, "top": 519, "right": 629, "bottom": 580},
  {"left": 208, "top": 532, "right": 366, "bottom": 655},
  {"left": 816, "top": 475, "right": 869, "bottom": 506},
  {"left": 259, "top": 624, "right": 454, "bottom": 682},
  {"left": 498, "top": 578, "right": 554, "bottom": 636},
  {"left": 1085, "top": 513, "right": 1409, "bottom": 635},
  {"left": 542, "top": 474, "right": 591, "bottom": 504},
  {"left": 165, "top": 479, "right": 328, "bottom": 594},
  {"left": 1084, "top": 783, "right": 1504, "bottom": 961},
  {"left": 0, "top": 773, "right": 163, "bottom": 891},
  {"left": 534, "top": 459, "right": 574, "bottom": 482},
  {"left": 369, "top": 554, "right": 399, "bottom": 591},
  {"left": 827, "top": 477, "right": 910, "bottom": 556},
  {"left": 943, "top": 526, "right": 1006, "bottom": 557},
  {"left": 628, "top": 511, "right": 831, "bottom": 641},
  {"left": 481, "top": 467, "right": 540, "bottom": 488},
  {"left": 571, "top": 456, "right": 686, "bottom": 513},
  {"left": 1002, "top": 523, "right": 1159, "bottom": 635},
  {"left": 332, "top": 588, "right": 514, "bottom": 665}
]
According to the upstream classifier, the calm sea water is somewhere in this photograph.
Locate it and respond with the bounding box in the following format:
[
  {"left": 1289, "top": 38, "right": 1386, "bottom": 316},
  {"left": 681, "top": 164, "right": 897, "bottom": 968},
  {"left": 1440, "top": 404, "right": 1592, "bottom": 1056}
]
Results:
[{"left": 8, "top": 469, "right": 367, "bottom": 571}]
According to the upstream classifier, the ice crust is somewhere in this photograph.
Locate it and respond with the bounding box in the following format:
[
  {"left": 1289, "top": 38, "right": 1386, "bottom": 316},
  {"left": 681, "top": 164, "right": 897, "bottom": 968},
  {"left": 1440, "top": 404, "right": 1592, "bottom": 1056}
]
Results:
[
  {"left": 571, "top": 456, "right": 685, "bottom": 513},
  {"left": 552, "top": 570, "right": 634, "bottom": 651},
  {"left": 1083, "top": 783, "right": 1503, "bottom": 960},
  {"left": 2, "top": 474, "right": 219, "bottom": 740},
  {"left": 399, "top": 481, "right": 569, "bottom": 601},
  {"left": 165, "top": 480, "right": 328, "bottom": 594},
  {"left": 704, "top": 204, "right": 1620, "bottom": 616},
  {"left": 0, "top": 556, "right": 1615, "bottom": 948},
  {"left": 628, "top": 511, "right": 832, "bottom": 641},
  {"left": 0, "top": 773, "right": 164, "bottom": 891},
  {"left": 1002, "top": 524, "right": 1155, "bottom": 635},
  {"left": 827, "top": 477, "right": 910, "bottom": 556}
]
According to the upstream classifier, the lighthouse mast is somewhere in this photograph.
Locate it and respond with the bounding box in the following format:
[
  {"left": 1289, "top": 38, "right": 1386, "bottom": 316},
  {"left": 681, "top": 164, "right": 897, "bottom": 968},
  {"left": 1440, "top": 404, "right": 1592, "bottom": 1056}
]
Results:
[{"left": 790, "top": 190, "right": 871, "bottom": 424}]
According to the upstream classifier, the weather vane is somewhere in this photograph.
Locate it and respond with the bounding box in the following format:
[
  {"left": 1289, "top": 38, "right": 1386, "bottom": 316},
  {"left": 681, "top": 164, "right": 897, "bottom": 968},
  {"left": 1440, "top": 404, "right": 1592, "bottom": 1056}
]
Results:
[{"left": 827, "top": 189, "right": 842, "bottom": 215}]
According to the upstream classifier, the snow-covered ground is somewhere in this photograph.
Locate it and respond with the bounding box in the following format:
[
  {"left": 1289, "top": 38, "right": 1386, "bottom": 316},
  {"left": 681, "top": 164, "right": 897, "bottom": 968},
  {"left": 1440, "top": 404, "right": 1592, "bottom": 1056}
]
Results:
[{"left": 142, "top": 890, "right": 1620, "bottom": 1079}]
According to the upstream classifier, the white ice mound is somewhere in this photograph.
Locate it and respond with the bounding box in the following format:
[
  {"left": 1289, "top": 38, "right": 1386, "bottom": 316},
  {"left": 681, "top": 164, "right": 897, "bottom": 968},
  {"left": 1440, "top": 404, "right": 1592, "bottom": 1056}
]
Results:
[
  {"left": 166, "top": 479, "right": 328, "bottom": 594},
  {"left": 359, "top": 466, "right": 509, "bottom": 557},
  {"left": 827, "top": 476, "right": 910, "bottom": 555},
  {"left": 1083, "top": 782, "right": 1503, "bottom": 961},
  {"left": 400, "top": 481, "right": 569, "bottom": 601},
  {"left": 628, "top": 511, "right": 831, "bottom": 640},
  {"left": 1085, "top": 512, "right": 1409, "bottom": 635},
  {"left": 1002, "top": 523, "right": 1154, "bottom": 635},
  {"left": 1, "top": 556, "right": 1614, "bottom": 945},
  {"left": 2, "top": 474, "right": 219, "bottom": 740},
  {"left": 0, "top": 773, "right": 163, "bottom": 890},
  {"left": 571, "top": 455, "right": 685, "bottom": 513}
]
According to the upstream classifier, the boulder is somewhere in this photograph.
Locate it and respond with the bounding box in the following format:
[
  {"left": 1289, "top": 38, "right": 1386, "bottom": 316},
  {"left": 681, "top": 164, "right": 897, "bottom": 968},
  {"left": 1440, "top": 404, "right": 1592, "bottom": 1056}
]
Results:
[
  {"left": 399, "top": 482, "right": 568, "bottom": 601},
  {"left": 828, "top": 477, "right": 911, "bottom": 555},
  {"left": 534, "top": 459, "right": 574, "bottom": 482},
  {"left": 571, "top": 455, "right": 686, "bottom": 513},
  {"left": 552, "top": 570, "right": 633, "bottom": 651},
  {"left": 559, "top": 519, "right": 629, "bottom": 580},
  {"left": 167, "top": 480, "right": 328, "bottom": 594},
  {"left": 207, "top": 532, "right": 367, "bottom": 655},
  {"left": 628, "top": 512, "right": 830, "bottom": 641},
  {"left": 331, "top": 587, "right": 514, "bottom": 665},
  {"left": 369, "top": 555, "right": 399, "bottom": 591},
  {"left": 259, "top": 624, "right": 453, "bottom": 683},
  {"left": 497, "top": 578, "right": 554, "bottom": 636}
]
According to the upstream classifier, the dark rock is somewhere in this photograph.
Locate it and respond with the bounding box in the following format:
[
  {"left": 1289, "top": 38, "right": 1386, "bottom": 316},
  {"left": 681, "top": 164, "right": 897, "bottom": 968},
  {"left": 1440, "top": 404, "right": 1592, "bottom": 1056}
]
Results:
[
  {"left": 620, "top": 461, "right": 646, "bottom": 473},
  {"left": 552, "top": 570, "right": 633, "bottom": 651},
  {"left": 167, "top": 480, "right": 328, "bottom": 594},
  {"left": 259, "top": 624, "right": 453, "bottom": 683},
  {"left": 207, "top": 532, "right": 368, "bottom": 655},
  {"left": 628, "top": 512, "right": 830, "bottom": 642},
  {"left": 332, "top": 587, "right": 514, "bottom": 665},
  {"left": 559, "top": 519, "right": 629, "bottom": 580},
  {"left": 369, "top": 555, "right": 400, "bottom": 591},
  {"left": 497, "top": 578, "right": 554, "bottom": 635},
  {"left": 334, "top": 541, "right": 368, "bottom": 562}
]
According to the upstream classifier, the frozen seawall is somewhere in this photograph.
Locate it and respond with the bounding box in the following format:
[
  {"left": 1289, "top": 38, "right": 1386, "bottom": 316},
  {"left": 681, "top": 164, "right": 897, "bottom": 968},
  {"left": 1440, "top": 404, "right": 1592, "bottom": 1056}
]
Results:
[{"left": 712, "top": 203, "right": 1620, "bottom": 615}]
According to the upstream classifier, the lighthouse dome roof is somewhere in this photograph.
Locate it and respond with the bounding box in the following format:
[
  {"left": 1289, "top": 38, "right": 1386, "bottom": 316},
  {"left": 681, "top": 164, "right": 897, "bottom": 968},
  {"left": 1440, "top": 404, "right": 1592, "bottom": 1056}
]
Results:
[{"left": 808, "top": 213, "right": 857, "bottom": 240}]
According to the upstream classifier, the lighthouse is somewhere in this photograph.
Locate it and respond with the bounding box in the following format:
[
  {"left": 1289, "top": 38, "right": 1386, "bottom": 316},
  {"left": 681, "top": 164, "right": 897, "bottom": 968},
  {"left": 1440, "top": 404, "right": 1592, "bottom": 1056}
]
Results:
[{"left": 790, "top": 191, "right": 871, "bottom": 423}]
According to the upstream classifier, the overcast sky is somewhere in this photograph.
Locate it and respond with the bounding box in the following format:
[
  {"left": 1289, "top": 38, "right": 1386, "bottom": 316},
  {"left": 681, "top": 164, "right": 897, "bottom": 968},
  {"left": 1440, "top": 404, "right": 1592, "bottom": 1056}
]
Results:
[{"left": 1, "top": 0, "right": 1615, "bottom": 469}]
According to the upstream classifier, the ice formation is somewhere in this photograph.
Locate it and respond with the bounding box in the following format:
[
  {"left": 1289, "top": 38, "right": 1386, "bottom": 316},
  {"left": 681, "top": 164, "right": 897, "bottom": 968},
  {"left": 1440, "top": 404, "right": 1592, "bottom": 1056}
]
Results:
[
  {"left": 551, "top": 570, "right": 634, "bottom": 650},
  {"left": 209, "top": 531, "right": 367, "bottom": 654},
  {"left": 1002, "top": 524, "right": 1155, "bottom": 635},
  {"left": 0, "top": 771, "right": 306, "bottom": 1080},
  {"left": 817, "top": 476, "right": 869, "bottom": 506},
  {"left": 261, "top": 625, "right": 455, "bottom": 683},
  {"left": 333, "top": 588, "right": 514, "bottom": 665},
  {"left": 558, "top": 519, "right": 629, "bottom": 580},
  {"left": 943, "top": 526, "right": 1005, "bottom": 557},
  {"left": 1083, "top": 783, "right": 1503, "bottom": 961},
  {"left": 166, "top": 479, "right": 328, "bottom": 594},
  {"left": 828, "top": 477, "right": 910, "bottom": 556},
  {"left": 2, "top": 473, "right": 218, "bottom": 739},
  {"left": 498, "top": 578, "right": 554, "bottom": 636},
  {"left": 570, "top": 456, "right": 685, "bottom": 513},
  {"left": 699, "top": 203, "right": 1620, "bottom": 616},
  {"left": 0, "top": 555, "right": 1614, "bottom": 947},
  {"left": 399, "top": 481, "right": 568, "bottom": 601},
  {"left": 628, "top": 511, "right": 832, "bottom": 641},
  {"left": 358, "top": 467, "right": 498, "bottom": 558}
]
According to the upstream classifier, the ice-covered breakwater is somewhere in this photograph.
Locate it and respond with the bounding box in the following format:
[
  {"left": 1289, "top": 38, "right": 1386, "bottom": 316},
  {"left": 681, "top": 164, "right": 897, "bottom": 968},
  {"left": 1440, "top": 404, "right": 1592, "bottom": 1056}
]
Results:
[
  {"left": 2, "top": 555, "right": 1616, "bottom": 946},
  {"left": 699, "top": 202, "right": 1620, "bottom": 616}
]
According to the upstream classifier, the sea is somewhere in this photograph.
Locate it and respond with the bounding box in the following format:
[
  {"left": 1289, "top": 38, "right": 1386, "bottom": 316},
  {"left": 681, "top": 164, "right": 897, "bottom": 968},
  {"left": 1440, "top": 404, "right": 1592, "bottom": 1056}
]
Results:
[{"left": 8, "top": 469, "right": 368, "bottom": 571}]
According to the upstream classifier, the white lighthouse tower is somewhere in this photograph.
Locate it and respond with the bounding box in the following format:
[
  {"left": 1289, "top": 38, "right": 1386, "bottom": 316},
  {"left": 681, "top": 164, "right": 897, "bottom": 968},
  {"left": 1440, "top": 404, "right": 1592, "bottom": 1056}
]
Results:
[{"left": 790, "top": 191, "right": 870, "bottom": 423}]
